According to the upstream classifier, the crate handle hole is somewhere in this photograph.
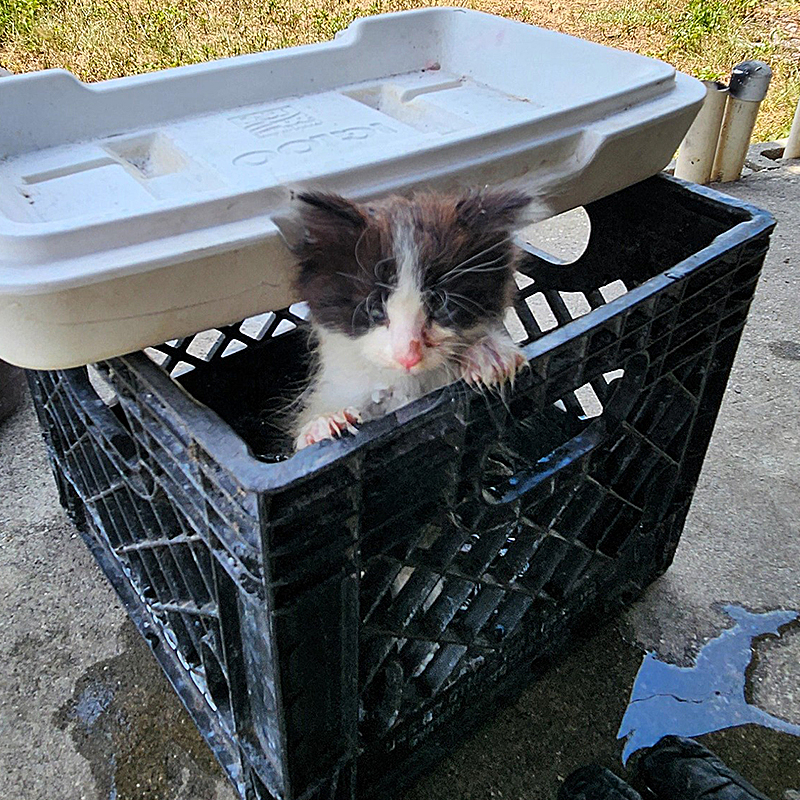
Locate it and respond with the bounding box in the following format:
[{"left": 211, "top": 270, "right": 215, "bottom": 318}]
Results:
[
  {"left": 517, "top": 206, "right": 591, "bottom": 265},
  {"left": 481, "top": 353, "right": 649, "bottom": 505}
]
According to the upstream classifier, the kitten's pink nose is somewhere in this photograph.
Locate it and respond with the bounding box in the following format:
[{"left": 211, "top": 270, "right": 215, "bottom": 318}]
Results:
[{"left": 396, "top": 340, "right": 423, "bottom": 370}]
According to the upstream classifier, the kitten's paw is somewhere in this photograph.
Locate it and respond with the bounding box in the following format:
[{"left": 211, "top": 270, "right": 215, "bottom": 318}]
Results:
[
  {"left": 294, "top": 407, "right": 362, "bottom": 451},
  {"left": 461, "top": 337, "right": 527, "bottom": 390}
]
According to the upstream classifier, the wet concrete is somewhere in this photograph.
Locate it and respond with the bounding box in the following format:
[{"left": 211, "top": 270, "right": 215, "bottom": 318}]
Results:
[
  {"left": 618, "top": 606, "right": 800, "bottom": 763},
  {"left": 752, "top": 624, "right": 800, "bottom": 721},
  {"left": 0, "top": 403, "right": 236, "bottom": 800},
  {"left": 403, "top": 618, "right": 800, "bottom": 800},
  {"left": 54, "top": 621, "right": 228, "bottom": 800},
  {"left": 768, "top": 340, "right": 800, "bottom": 362},
  {"left": 1, "top": 166, "right": 799, "bottom": 800}
]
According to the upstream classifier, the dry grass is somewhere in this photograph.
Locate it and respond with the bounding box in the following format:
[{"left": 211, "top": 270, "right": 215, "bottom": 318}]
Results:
[{"left": 1, "top": 0, "right": 799, "bottom": 140}]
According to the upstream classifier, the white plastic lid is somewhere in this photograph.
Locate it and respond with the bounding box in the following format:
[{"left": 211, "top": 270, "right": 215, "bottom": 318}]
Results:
[{"left": 0, "top": 8, "right": 700, "bottom": 296}]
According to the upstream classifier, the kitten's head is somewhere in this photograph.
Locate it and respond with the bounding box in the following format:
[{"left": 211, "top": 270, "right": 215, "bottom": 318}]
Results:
[{"left": 293, "top": 188, "right": 532, "bottom": 373}]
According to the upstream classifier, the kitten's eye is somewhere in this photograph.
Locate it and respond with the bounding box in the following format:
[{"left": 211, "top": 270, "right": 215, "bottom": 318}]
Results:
[
  {"left": 369, "top": 305, "right": 387, "bottom": 324},
  {"left": 427, "top": 290, "right": 449, "bottom": 321},
  {"left": 374, "top": 258, "right": 396, "bottom": 283}
]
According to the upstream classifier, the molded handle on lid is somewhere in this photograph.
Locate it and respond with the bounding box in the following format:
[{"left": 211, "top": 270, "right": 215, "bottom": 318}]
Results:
[{"left": 485, "top": 352, "right": 649, "bottom": 505}]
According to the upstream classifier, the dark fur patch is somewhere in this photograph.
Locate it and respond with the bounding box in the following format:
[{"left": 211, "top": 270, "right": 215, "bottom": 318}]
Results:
[
  {"left": 295, "top": 191, "right": 395, "bottom": 335},
  {"left": 411, "top": 190, "right": 529, "bottom": 329},
  {"left": 293, "top": 189, "right": 530, "bottom": 336}
]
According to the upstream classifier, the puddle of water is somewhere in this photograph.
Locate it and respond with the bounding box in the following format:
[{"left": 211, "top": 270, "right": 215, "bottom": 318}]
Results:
[
  {"left": 618, "top": 605, "right": 800, "bottom": 765},
  {"left": 54, "top": 620, "right": 230, "bottom": 800}
]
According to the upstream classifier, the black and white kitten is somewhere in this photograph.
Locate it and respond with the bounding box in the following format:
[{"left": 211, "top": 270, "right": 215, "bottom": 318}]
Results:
[{"left": 291, "top": 188, "right": 539, "bottom": 451}]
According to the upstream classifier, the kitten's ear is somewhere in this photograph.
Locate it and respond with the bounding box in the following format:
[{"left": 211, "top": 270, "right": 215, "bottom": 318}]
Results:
[
  {"left": 455, "top": 189, "right": 533, "bottom": 230},
  {"left": 297, "top": 191, "right": 366, "bottom": 230},
  {"left": 456, "top": 188, "right": 555, "bottom": 230},
  {"left": 284, "top": 191, "right": 368, "bottom": 258}
]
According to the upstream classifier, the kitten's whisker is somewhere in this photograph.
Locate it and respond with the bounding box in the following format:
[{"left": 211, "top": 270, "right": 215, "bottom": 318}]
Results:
[
  {"left": 353, "top": 226, "right": 370, "bottom": 275},
  {"left": 458, "top": 241, "right": 509, "bottom": 268},
  {"left": 439, "top": 341, "right": 474, "bottom": 351},
  {"left": 435, "top": 236, "right": 511, "bottom": 284},
  {"left": 452, "top": 236, "right": 510, "bottom": 269},
  {"left": 444, "top": 290, "right": 486, "bottom": 309},
  {"left": 437, "top": 254, "right": 510, "bottom": 285},
  {"left": 443, "top": 292, "right": 488, "bottom": 319},
  {"left": 336, "top": 271, "right": 366, "bottom": 284}
]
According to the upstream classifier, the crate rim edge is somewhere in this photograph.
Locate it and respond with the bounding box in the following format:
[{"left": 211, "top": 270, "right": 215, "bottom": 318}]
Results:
[{"left": 103, "top": 175, "right": 774, "bottom": 495}]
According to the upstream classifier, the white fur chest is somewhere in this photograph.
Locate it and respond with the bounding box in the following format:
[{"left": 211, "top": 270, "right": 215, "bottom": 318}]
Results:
[{"left": 305, "top": 328, "right": 451, "bottom": 425}]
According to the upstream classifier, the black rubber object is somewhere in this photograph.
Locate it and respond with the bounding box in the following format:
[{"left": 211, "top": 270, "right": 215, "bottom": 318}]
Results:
[
  {"left": 637, "top": 736, "right": 773, "bottom": 800},
  {"left": 558, "top": 765, "right": 643, "bottom": 800}
]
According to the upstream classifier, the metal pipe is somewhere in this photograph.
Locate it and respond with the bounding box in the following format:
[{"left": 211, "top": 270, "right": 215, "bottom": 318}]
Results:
[
  {"left": 711, "top": 60, "right": 772, "bottom": 182},
  {"left": 783, "top": 96, "right": 800, "bottom": 160},
  {"left": 675, "top": 80, "right": 728, "bottom": 184}
]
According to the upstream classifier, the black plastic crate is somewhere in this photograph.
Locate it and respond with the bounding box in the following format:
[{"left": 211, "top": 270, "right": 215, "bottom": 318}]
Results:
[{"left": 29, "top": 175, "right": 774, "bottom": 800}]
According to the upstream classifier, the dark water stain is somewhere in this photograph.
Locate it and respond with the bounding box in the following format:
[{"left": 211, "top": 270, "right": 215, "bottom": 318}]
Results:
[
  {"left": 618, "top": 606, "right": 800, "bottom": 764},
  {"left": 768, "top": 340, "right": 800, "bottom": 361},
  {"left": 54, "top": 620, "right": 228, "bottom": 800}
]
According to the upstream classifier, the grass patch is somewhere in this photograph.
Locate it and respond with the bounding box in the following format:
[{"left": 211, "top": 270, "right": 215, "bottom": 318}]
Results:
[
  {"left": 578, "top": 0, "right": 800, "bottom": 140},
  {"left": 0, "top": 0, "right": 798, "bottom": 141},
  {"left": 672, "top": 0, "right": 752, "bottom": 54},
  {"left": 1, "top": 0, "right": 53, "bottom": 39}
]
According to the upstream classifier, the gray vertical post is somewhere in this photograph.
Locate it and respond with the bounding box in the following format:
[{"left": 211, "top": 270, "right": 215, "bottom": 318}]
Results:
[{"left": 711, "top": 61, "right": 772, "bottom": 182}]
